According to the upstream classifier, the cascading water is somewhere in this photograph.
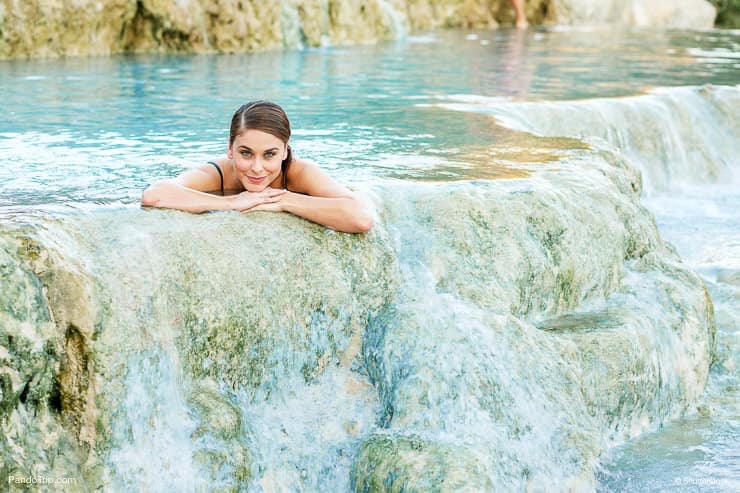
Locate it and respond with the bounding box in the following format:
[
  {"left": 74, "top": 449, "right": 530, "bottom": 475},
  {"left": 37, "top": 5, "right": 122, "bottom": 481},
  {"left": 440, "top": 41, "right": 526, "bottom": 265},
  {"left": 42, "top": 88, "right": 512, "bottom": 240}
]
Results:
[
  {"left": 434, "top": 85, "right": 739, "bottom": 194},
  {"left": 1, "top": 28, "right": 737, "bottom": 492},
  {"left": 430, "top": 82, "right": 739, "bottom": 491}
]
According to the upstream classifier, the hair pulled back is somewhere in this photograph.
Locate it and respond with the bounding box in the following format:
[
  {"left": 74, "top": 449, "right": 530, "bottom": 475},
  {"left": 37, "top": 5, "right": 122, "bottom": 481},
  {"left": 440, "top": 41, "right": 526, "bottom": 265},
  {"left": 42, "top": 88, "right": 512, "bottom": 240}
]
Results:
[{"left": 230, "top": 100, "right": 293, "bottom": 171}]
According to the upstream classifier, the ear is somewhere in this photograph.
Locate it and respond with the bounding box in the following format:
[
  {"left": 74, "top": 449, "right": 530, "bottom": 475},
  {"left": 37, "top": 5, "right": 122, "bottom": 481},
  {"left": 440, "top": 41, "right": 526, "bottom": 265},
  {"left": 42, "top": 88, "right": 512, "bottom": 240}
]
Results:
[
  {"left": 282, "top": 143, "right": 289, "bottom": 160},
  {"left": 227, "top": 142, "right": 233, "bottom": 160}
]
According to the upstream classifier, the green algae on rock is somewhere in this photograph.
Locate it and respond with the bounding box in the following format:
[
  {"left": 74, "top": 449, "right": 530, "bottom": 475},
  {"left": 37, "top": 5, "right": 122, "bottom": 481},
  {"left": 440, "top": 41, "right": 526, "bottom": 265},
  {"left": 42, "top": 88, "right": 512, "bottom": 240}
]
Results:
[
  {"left": 352, "top": 433, "right": 496, "bottom": 493},
  {"left": 0, "top": 232, "right": 90, "bottom": 488}
]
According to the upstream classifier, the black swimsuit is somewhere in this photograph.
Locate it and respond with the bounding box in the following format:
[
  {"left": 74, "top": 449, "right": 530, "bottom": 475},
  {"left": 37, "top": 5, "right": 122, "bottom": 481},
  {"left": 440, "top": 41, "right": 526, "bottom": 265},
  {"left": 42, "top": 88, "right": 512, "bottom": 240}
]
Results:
[
  {"left": 208, "top": 161, "right": 288, "bottom": 194},
  {"left": 207, "top": 161, "right": 224, "bottom": 195}
]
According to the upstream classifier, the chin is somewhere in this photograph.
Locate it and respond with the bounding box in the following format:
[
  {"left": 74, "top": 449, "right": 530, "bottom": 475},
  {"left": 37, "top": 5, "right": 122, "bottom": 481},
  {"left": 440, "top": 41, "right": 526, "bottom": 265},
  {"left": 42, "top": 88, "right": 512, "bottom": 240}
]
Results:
[{"left": 243, "top": 181, "right": 269, "bottom": 193}]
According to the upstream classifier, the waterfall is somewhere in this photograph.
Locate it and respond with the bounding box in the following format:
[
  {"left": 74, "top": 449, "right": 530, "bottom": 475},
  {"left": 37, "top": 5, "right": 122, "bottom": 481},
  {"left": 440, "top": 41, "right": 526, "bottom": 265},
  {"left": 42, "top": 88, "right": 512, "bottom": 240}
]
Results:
[
  {"left": 377, "top": 0, "right": 408, "bottom": 37},
  {"left": 432, "top": 85, "right": 740, "bottom": 195}
]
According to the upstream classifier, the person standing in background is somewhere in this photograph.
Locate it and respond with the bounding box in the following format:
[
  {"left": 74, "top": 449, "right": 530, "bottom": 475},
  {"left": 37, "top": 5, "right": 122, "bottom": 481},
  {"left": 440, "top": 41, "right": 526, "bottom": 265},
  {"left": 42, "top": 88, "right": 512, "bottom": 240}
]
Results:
[{"left": 509, "top": 0, "right": 528, "bottom": 28}]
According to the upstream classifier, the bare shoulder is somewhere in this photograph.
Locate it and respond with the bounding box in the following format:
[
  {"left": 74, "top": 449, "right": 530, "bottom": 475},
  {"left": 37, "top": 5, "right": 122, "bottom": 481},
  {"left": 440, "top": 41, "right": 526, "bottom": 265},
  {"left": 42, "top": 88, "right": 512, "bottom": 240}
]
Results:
[
  {"left": 287, "top": 157, "right": 353, "bottom": 198},
  {"left": 171, "top": 159, "right": 230, "bottom": 193}
]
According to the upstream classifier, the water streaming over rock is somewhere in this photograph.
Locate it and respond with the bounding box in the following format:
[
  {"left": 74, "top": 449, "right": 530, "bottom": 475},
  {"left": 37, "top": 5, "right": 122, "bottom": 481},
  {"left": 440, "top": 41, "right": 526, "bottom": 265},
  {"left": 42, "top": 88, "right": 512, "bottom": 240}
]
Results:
[
  {"left": 434, "top": 85, "right": 739, "bottom": 194},
  {"left": 1, "top": 29, "right": 737, "bottom": 492},
  {"left": 430, "top": 83, "right": 739, "bottom": 491}
]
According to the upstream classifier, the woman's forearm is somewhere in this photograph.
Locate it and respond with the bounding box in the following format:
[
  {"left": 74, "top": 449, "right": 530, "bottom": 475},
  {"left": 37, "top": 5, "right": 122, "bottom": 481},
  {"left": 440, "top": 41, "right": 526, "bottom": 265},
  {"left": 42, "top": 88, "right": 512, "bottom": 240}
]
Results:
[
  {"left": 142, "top": 182, "right": 373, "bottom": 232},
  {"left": 282, "top": 192, "right": 373, "bottom": 233},
  {"left": 141, "top": 181, "right": 234, "bottom": 213}
]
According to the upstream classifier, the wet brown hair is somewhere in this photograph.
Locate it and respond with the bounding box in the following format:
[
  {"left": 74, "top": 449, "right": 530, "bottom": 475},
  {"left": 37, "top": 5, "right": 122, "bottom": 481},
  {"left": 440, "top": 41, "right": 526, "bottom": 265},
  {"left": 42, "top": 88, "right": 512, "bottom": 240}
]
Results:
[{"left": 230, "top": 100, "right": 293, "bottom": 172}]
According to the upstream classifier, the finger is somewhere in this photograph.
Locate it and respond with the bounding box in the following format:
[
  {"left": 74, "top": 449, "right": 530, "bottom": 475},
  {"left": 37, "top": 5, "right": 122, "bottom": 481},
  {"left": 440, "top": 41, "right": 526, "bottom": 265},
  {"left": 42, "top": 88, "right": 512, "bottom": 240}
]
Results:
[
  {"left": 260, "top": 188, "right": 286, "bottom": 197},
  {"left": 248, "top": 200, "right": 272, "bottom": 210},
  {"left": 263, "top": 186, "right": 286, "bottom": 193}
]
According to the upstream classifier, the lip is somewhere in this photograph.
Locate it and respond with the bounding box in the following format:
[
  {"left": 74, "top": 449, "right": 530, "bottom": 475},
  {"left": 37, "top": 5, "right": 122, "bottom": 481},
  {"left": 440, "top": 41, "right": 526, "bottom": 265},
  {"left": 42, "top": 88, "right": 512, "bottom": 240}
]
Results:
[{"left": 246, "top": 175, "right": 267, "bottom": 184}]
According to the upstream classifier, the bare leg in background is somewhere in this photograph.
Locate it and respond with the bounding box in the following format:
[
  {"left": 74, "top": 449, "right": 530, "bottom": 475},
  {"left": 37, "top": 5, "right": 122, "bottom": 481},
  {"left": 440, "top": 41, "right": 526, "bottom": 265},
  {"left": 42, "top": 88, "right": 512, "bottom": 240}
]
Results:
[{"left": 509, "top": 0, "right": 528, "bottom": 29}]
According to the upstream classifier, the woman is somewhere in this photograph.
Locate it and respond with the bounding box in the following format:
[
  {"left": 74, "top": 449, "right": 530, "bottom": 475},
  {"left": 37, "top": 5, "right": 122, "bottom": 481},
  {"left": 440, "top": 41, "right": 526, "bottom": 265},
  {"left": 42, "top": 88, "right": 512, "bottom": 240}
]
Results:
[{"left": 141, "top": 100, "right": 373, "bottom": 233}]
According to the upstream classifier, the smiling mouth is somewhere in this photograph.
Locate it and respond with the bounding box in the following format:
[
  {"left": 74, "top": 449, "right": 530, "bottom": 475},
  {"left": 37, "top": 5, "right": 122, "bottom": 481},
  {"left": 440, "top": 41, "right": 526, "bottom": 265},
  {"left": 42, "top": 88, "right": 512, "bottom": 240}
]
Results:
[{"left": 246, "top": 175, "right": 267, "bottom": 184}]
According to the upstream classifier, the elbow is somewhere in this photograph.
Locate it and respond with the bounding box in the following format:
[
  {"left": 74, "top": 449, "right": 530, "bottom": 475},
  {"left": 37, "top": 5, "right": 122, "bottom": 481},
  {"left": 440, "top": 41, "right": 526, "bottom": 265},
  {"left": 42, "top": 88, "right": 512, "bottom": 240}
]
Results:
[
  {"left": 141, "top": 185, "right": 161, "bottom": 207},
  {"left": 352, "top": 213, "right": 373, "bottom": 233},
  {"left": 346, "top": 194, "right": 374, "bottom": 233}
]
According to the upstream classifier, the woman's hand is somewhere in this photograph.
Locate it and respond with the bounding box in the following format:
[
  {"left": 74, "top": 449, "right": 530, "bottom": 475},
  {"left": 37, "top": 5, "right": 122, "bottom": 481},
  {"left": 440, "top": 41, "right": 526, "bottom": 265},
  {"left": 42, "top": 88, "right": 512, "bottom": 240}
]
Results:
[
  {"left": 245, "top": 189, "right": 373, "bottom": 233},
  {"left": 245, "top": 191, "right": 290, "bottom": 213},
  {"left": 230, "top": 188, "right": 286, "bottom": 212}
]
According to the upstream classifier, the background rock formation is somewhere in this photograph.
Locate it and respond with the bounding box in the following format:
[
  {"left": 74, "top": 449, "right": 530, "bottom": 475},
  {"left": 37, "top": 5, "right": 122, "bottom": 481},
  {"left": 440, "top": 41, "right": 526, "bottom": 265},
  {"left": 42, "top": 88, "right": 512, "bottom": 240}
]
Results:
[
  {"left": 0, "top": 0, "right": 718, "bottom": 59},
  {"left": 546, "top": 0, "right": 716, "bottom": 28},
  {"left": 710, "top": 0, "right": 740, "bottom": 27}
]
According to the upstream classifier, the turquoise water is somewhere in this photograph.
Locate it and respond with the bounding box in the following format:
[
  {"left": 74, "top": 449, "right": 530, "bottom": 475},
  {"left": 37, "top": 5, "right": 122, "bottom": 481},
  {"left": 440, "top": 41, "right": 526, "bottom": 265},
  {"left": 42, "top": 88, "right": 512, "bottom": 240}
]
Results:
[
  {"left": 1, "top": 28, "right": 738, "bottom": 207},
  {"left": 1, "top": 27, "right": 739, "bottom": 491}
]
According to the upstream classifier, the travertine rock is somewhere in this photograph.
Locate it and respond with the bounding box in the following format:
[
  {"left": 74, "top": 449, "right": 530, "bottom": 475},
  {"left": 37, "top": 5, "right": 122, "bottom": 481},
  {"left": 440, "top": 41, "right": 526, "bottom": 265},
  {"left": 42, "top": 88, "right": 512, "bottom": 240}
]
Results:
[
  {"left": 0, "top": 0, "right": 719, "bottom": 59},
  {"left": 0, "top": 0, "right": 136, "bottom": 58},
  {"left": 547, "top": 0, "right": 716, "bottom": 28}
]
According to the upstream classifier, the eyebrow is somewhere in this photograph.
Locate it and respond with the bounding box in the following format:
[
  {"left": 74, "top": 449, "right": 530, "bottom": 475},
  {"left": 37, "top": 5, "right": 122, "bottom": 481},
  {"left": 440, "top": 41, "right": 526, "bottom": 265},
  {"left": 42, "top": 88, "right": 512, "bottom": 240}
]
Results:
[{"left": 238, "top": 145, "right": 279, "bottom": 152}]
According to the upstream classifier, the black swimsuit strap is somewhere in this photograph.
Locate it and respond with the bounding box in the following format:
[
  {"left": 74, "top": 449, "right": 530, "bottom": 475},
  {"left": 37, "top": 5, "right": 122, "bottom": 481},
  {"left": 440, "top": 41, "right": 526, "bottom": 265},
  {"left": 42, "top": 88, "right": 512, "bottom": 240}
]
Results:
[
  {"left": 281, "top": 161, "right": 288, "bottom": 190},
  {"left": 207, "top": 161, "right": 224, "bottom": 195}
]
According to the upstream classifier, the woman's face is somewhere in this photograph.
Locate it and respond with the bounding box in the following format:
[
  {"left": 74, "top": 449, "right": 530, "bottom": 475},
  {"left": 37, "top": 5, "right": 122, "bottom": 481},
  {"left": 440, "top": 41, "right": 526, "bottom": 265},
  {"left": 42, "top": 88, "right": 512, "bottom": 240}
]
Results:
[{"left": 228, "top": 129, "right": 288, "bottom": 192}]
